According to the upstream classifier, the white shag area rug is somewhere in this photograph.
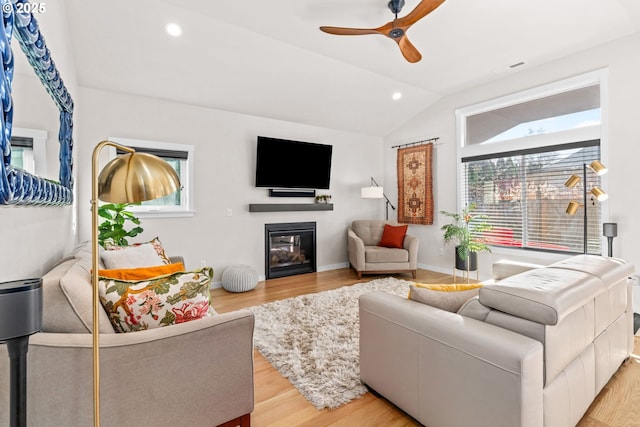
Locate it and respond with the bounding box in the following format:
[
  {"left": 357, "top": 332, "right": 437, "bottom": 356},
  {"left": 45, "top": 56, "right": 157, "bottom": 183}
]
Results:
[{"left": 248, "top": 277, "right": 412, "bottom": 410}]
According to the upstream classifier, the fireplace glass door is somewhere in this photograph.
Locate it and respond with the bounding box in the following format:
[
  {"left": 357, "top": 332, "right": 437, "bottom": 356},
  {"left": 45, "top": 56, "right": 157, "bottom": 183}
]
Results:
[{"left": 265, "top": 222, "right": 316, "bottom": 279}]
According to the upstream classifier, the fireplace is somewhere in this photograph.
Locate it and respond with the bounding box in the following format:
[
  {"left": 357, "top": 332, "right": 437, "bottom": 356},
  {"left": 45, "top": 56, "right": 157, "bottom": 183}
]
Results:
[{"left": 265, "top": 222, "right": 316, "bottom": 279}]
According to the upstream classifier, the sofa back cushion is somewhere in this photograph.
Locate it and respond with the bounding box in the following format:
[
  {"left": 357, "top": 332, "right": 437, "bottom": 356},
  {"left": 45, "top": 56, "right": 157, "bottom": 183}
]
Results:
[
  {"left": 480, "top": 267, "right": 602, "bottom": 325},
  {"left": 42, "top": 242, "right": 115, "bottom": 334},
  {"left": 352, "top": 220, "right": 396, "bottom": 246},
  {"left": 480, "top": 255, "right": 633, "bottom": 326}
]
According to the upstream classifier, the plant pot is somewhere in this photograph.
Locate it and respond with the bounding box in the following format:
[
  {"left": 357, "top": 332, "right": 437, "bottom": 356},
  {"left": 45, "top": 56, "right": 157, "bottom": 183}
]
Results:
[{"left": 455, "top": 246, "right": 477, "bottom": 271}]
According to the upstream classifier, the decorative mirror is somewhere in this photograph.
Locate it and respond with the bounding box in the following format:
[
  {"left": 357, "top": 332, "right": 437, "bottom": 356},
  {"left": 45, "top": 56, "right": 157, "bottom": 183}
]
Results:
[{"left": 0, "top": 0, "right": 73, "bottom": 206}]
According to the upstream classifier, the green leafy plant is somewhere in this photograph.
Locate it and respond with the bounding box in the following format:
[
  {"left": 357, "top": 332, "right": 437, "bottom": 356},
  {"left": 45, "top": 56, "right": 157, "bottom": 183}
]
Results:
[
  {"left": 97, "top": 203, "right": 143, "bottom": 248},
  {"left": 440, "top": 203, "right": 492, "bottom": 261}
]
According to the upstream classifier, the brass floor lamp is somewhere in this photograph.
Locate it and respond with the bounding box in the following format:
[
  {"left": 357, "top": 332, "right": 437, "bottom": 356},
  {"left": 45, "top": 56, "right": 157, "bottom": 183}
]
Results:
[
  {"left": 564, "top": 160, "right": 608, "bottom": 254},
  {"left": 91, "top": 140, "right": 180, "bottom": 426}
]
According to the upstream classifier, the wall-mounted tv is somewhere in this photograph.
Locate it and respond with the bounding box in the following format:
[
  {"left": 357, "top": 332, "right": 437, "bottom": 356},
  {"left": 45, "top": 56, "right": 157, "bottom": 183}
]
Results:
[{"left": 255, "top": 136, "right": 333, "bottom": 189}]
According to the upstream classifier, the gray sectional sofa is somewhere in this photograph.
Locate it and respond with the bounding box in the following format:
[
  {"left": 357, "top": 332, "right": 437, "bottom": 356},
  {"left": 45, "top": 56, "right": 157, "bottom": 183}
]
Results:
[
  {"left": 0, "top": 242, "right": 255, "bottom": 426},
  {"left": 359, "top": 255, "right": 634, "bottom": 427}
]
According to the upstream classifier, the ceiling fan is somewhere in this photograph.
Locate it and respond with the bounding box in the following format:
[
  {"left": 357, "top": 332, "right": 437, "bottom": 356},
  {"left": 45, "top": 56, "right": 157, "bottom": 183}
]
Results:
[{"left": 319, "top": 0, "right": 446, "bottom": 63}]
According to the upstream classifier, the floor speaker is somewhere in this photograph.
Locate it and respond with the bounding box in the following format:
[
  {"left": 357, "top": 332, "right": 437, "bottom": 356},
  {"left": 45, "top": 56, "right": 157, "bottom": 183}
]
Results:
[{"left": 0, "top": 278, "right": 43, "bottom": 427}]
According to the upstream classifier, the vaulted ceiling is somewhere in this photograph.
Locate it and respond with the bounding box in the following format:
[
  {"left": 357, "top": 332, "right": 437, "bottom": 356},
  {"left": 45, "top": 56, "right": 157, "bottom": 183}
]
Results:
[{"left": 60, "top": 0, "right": 640, "bottom": 137}]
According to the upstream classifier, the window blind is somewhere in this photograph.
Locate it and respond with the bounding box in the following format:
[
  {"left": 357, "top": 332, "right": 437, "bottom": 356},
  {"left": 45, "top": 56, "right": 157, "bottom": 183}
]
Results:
[
  {"left": 461, "top": 139, "right": 602, "bottom": 254},
  {"left": 116, "top": 146, "right": 188, "bottom": 160},
  {"left": 10, "top": 136, "right": 33, "bottom": 148}
]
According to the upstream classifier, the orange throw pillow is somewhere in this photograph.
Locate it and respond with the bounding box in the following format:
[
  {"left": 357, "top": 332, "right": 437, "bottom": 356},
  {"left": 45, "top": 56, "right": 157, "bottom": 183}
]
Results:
[
  {"left": 378, "top": 224, "right": 408, "bottom": 249},
  {"left": 98, "top": 262, "right": 185, "bottom": 281}
]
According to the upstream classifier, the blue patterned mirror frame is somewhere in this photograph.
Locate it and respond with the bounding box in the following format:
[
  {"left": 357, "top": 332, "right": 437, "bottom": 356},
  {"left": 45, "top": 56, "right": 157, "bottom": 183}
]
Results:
[{"left": 0, "top": 0, "right": 73, "bottom": 206}]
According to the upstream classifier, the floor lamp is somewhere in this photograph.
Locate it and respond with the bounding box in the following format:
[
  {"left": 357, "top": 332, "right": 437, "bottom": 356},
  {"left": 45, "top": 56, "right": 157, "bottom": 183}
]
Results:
[
  {"left": 564, "top": 160, "right": 608, "bottom": 254},
  {"left": 361, "top": 177, "right": 396, "bottom": 220},
  {"left": 91, "top": 141, "right": 180, "bottom": 427}
]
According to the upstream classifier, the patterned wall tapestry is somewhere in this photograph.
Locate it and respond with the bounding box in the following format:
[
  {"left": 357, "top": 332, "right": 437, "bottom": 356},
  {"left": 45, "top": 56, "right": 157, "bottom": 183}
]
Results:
[{"left": 397, "top": 143, "right": 434, "bottom": 225}]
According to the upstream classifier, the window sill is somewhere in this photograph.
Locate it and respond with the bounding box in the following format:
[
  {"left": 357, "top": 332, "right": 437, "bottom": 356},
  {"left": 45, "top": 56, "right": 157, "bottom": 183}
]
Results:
[
  {"left": 488, "top": 245, "right": 571, "bottom": 263},
  {"left": 134, "top": 210, "right": 195, "bottom": 219}
]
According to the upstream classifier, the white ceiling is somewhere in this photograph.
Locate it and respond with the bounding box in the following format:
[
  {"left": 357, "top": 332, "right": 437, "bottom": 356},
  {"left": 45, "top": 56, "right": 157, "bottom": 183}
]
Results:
[{"left": 58, "top": 0, "right": 640, "bottom": 137}]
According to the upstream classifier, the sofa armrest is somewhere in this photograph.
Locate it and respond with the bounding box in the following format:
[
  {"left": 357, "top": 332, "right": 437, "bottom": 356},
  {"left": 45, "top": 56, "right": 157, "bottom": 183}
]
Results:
[
  {"left": 403, "top": 234, "right": 419, "bottom": 269},
  {"left": 347, "top": 228, "right": 365, "bottom": 270},
  {"left": 359, "top": 292, "right": 543, "bottom": 427},
  {"left": 1, "top": 310, "right": 255, "bottom": 426}
]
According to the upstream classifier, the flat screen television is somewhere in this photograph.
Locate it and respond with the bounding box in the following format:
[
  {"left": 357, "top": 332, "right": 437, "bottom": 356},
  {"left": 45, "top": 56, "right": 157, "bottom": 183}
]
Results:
[{"left": 255, "top": 136, "right": 332, "bottom": 189}]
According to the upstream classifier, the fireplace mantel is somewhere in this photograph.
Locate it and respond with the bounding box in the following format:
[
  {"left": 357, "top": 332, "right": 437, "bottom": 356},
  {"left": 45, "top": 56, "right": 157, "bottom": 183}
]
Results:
[{"left": 249, "top": 203, "right": 333, "bottom": 212}]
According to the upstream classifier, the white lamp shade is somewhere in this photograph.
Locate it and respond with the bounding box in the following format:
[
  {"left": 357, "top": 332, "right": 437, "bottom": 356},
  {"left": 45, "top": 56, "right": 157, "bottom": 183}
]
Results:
[{"left": 361, "top": 186, "right": 384, "bottom": 199}]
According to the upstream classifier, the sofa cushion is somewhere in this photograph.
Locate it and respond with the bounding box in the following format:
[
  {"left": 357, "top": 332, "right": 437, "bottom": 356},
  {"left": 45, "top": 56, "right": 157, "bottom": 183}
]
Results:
[
  {"left": 53, "top": 247, "right": 116, "bottom": 334},
  {"left": 457, "top": 296, "right": 491, "bottom": 321},
  {"left": 409, "top": 283, "right": 482, "bottom": 312},
  {"left": 101, "top": 242, "right": 168, "bottom": 269},
  {"left": 41, "top": 258, "right": 88, "bottom": 333},
  {"left": 365, "top": 246, "right": 409, "bottom": 263},
  {"left": 104, "top": 236, "right": 171, "bottom": 264},
  {"left": 492, "top": 260, "right": 545, "bottom": 281},
  {"left": 480, "top": 267, "right": 604, "bottom": 325},
  {"left": 352, "top": 220, "right": 390, "bottom": 246},
  {"left": 378, "top": 224, "right": 408, "bottom": 249},
  {"left": 99, "top": 267, "right": 213, "bottom": 333}
]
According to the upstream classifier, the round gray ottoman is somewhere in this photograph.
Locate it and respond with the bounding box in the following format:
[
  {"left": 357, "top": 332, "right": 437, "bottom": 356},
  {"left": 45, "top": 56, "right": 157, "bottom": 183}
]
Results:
[{"left": 221, "top": 265, "right": 258, "bottom": 292}]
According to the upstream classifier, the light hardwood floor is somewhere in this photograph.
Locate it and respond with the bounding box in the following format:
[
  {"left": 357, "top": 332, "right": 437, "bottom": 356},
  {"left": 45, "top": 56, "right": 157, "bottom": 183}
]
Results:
[{"left": 211, "top": 268, "right": 640, "bottom": 427}]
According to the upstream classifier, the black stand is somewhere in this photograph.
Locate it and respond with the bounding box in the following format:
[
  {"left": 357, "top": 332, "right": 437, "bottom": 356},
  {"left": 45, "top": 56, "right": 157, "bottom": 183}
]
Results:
[
  {"left": 0, "top": 278, "right": 43, "bottom": 427},
  {"left": 6, "top": 336, "right": 29, "bottom": 427},
  {"left": 603, "top": 223, "right": 617, "bottom": 257}
]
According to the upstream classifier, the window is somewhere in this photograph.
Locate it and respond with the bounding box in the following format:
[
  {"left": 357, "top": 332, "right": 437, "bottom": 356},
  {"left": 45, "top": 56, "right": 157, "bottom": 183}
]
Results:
[
  {"left": 10, "top": 136, "right": 34, "bottom": 173},
  {"left": 110, "top": 137, "right": 194, "bottom": 217},
  {"left": 9, "top": 128, "right": 48, "bottom": 176},
  {"left": 456, "top": 71, "right": 607, "bottom": 255}
]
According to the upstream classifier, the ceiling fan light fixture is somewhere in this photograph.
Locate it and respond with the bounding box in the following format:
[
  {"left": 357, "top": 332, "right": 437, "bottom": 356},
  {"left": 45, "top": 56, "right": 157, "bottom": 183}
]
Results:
[{"left": 388, "top": 28, "right": 405, "bottom": 39}]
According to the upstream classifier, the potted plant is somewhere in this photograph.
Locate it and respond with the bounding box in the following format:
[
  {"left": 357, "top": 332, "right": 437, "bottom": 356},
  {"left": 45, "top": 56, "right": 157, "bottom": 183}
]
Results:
[
  {"left": 97, "top": 202, "right": 143, "bottom": 248},
  {"left": 440, "top": 203, "right": 491, "bottom": 274},
  {"left": 315, "top": 194, "right": 332, "bottom": 204}
]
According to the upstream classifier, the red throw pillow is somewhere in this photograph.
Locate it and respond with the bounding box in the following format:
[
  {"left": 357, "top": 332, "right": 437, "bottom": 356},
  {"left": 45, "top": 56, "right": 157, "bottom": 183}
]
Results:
[{"left": 378, "top": 224, "right": 408, "bottom": 249}]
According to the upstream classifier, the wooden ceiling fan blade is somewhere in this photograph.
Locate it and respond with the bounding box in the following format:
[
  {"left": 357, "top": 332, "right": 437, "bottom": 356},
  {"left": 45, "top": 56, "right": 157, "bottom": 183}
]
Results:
[
  {"left": 319, "top": 26, "right": 381, "bottom": 36},
  {"left": 397, "top": 36, "right": 422, "bottom": 63},
  {"left": 399, "top": 0, "right": 446, "bottom": 27}
]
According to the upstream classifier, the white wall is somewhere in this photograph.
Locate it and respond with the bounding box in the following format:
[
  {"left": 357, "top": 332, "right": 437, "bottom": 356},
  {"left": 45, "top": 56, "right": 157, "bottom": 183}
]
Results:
[
  {"left": 75, "top": 87, "right": 385, "bottom": 281},
  {"left": 384, "top": 33, "right": 640, "bottom": 279},
  {"left": 0, "top": 1, "right": 78, "bottom": 282}
]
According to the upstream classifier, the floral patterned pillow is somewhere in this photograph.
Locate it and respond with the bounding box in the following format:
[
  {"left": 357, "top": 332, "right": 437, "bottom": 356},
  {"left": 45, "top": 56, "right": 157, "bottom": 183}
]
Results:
[{"left": 99, "top": 267, "right": 213, "bottom": 333}]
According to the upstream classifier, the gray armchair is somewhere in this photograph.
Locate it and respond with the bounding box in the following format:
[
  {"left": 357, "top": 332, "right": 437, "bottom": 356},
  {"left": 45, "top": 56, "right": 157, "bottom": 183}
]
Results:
[
  {"left": 348, "top": 220, "right": 419, "bottom": 279},
  {"left": 0, "top": 242, "right": 255, "bottom": 427}
]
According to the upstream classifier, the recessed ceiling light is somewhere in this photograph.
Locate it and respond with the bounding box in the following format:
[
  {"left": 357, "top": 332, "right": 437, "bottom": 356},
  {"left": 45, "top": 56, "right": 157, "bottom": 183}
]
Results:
[
  {"left": 165, "top": 23, "right": 182, "bottom": 37},
  {"left": 392, "top": 92, "right": 402, "bottom": 100}
]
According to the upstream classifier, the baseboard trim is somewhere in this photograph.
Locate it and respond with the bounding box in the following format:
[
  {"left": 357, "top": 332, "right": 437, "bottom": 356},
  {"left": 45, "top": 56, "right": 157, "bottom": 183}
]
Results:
[{"left": 318, "top": 262, "right": 349, "bottom": 272}]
